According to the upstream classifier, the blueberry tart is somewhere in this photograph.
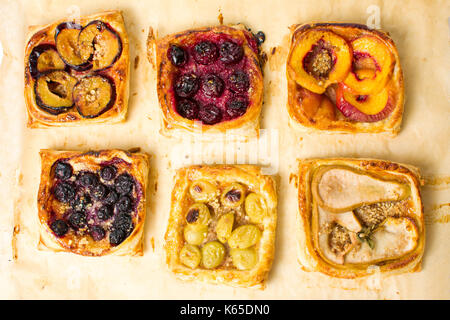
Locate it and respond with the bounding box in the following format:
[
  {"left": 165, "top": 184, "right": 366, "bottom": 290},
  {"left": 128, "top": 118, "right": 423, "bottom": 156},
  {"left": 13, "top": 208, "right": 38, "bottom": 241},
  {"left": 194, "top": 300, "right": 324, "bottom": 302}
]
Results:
[
  {"left": 24, "top": 10, "right": 129, "bottom": 128},
  {"left": 287, "top": 23, "right": 404, "bottom": 135},
  {"left": 296, "top": 158, "right": 425, "bottom": 278},
  {"left": 151, "top": 25, "right": 264, "bottom": 139},
  {"left": 165, "top": 165, "right": 277, "bottom": 289},
  {"left": 37, "top": 149, "right": 149, "bottom": 256}
]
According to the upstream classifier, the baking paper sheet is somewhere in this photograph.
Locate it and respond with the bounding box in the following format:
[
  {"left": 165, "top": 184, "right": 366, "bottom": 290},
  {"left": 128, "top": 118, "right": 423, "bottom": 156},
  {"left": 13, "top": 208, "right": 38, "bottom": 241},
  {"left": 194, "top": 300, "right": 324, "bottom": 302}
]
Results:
[{"left": 0, "top": 0, "right": 448, "bottom": 299}]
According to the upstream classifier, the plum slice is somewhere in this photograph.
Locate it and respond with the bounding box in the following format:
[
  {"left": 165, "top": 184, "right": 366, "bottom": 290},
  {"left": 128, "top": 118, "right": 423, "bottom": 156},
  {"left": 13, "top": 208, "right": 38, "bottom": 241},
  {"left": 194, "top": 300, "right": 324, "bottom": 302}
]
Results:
[
  {"left": 78, "top": 20, "right": 122, "bottom": 71},
  {"left": 73, "top": 75, "right": 115, "bottom": 118},
  {"left": 55, "top": 22, "right": 91, "bottom": 71},
  {"left": 29, "top": 44, "right": 65, "bottom": 78},
  {"left": 35, "top": 70, "right": 77, "bottom": 114}
]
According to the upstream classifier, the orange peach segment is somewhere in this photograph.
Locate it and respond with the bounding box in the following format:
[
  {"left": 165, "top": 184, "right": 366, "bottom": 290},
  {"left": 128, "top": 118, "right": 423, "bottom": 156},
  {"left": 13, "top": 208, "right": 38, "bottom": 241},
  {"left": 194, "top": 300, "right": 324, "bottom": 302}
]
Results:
[
  {"left": 297, "top": 86, "right": 336, "bottom": 121},
  {"left": 344, "top": 35, "right": 393, "bottom": 95},
  {"left": 336, "top": 83, "right": 394, "bottom": 122},
  {"left": 288, "top": 29, "right": 352, "bottom": 94},
  {"left": 315, "top": 95, "right": 336, "bottom": 120}
]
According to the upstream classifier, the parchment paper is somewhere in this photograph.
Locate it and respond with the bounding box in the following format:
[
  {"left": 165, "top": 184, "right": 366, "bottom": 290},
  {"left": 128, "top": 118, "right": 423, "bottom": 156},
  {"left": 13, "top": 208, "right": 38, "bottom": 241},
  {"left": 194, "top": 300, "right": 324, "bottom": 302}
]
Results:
[{"left": 0, "top": 0, "right": 448, "bottom": 299}]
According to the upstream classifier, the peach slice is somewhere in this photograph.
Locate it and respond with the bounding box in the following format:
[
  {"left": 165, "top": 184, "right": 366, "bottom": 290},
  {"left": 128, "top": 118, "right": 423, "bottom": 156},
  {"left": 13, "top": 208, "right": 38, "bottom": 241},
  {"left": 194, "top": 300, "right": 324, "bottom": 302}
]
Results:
[
  {"left": 288, "top": 29, "right": 352, "bottom": 94},
  {"left": 336, "top": 83, "right": 394, "bottom": 122},
  {"left": 297, "top": 86, "right": 336, "bottom": 121},
  {"left": 343, "top": 35, "right": 393, "bottom": 95}
]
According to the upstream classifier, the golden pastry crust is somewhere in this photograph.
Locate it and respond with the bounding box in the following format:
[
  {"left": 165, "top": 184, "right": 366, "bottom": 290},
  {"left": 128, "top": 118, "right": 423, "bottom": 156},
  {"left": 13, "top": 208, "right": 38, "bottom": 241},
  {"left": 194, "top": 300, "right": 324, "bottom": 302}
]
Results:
[
  {"left": 287, "top": 23, "right": 404, "bottom": 136},
  {"left": 296, "top": 158, "right": 425, "bottom": 278},
  {"left": 152, "top": 24, "right": 264, "bottom": 140},
  {"left": 24, "top": 10, "right": 129, "bottom": 128},
  {"left": 165, "top": 165, "right": 277, "bottom": 289},
  {"left": 37, "top": 149, "right": 149, "bottom": 256}
]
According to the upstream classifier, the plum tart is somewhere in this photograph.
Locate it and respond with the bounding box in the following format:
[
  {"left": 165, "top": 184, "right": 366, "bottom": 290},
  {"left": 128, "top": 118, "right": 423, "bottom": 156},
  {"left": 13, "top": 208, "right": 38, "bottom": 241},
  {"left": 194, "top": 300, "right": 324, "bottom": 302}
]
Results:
[
  {"left": 287, "top": 23, "right": 404, "bottom": 135},
  {"left": 296, "top": 158, "right": 425, "bottom": 278},
  {"left": 165, "top": 165, "right": 277, "bottom": 289},
  {"left": 24, "top": 10, "right": 129, "bottom": 128},
  {"left": 152, "top": 25, "right": 264, "bottom": 139},
  {"left": 37, "top": 149, "right": 149, "bottom": 256}
]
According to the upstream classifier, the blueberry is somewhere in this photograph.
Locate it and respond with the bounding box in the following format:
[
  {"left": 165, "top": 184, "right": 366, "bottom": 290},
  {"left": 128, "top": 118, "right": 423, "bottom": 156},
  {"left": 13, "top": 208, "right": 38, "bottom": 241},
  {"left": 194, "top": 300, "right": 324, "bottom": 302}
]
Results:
[
  {"left": 97, "top": 205, "right": 113, "bottom": 221},
  {"left": 53, "top": 182, "right": 76, "bottom": 203},
  {"left": 113, "top": 213, "right": 133, "bottom": 234},
  {"left": 54, "top": 161, "right": 72, "bottom": 180},
  {"left": 254, "top": 31, "right": 266, "bottom": 45},
  {"left": 69, "top": 211, "right": 87, "bottom": 229},
  {"left": 198, "top": 104, "right": 222, "bottom": 125},
  {"left": 90, "top": 225, "right": 106, "bottom": 241},
  {"left": 71, "top": 192, "right": 91, "bottom": 211},
  {"left": 100, "top": 165, "right": 117, "bottom": 181},
  {"left": 219, "top": 41, "right": 244, "bottom": 64},
  {"left": 109, "top": 228, "right": 127, "bottom": 246},
  {"left": 91, "top": 183, "right": 108, "bottom": 200},
  {"left": 115, "top": 173, "right": 134, "bottom": 195},
  {"left": 115, "top": 196, "right": 132, "bottom": 213},
  {"left": 229, "top": 71, "right": 249, "bottom": 93},
  {"left": 50, "top": 219, "right": 68, "bottom": 237},
  {"left": 168, "top": 45, "right": 187, "bottom": 67},
  {"left": 176, "top": 99, "right": 199, "bottom": 120},
  {"left": 225, "top": 96, "right": 248, "bottom": 118},
  {"left": 77, "top": 172, "right": 98, "bottom": 188},
  {"left": 174, "top": 73, "right": 199, "bottom": 98},
  {"left": 193, "top": 41, "right": 218, "bottom": 65},
  {"left": 201, "top": 74, "right": 224, "bottom": 98},
  {"left": 109, "top": 213, "right": 134, "bottom": 245},
  {"left": 104, "top": 189, "right": 119, "bottom": 205}
]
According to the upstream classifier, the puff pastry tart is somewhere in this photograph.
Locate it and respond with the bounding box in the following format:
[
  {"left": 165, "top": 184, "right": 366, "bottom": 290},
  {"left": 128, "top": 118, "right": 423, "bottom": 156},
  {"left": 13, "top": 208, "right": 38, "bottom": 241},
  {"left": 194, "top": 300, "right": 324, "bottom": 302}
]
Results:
[
  {"left": 165, "top": 165, "right": 277, "bottom": 289},
  {"left": 152, "top": 25, "right": 264, "bottom": 139},
  {"left": 296, "top": 158, "right": 425, "bottom": 278},
  {"left": 37, "top": 149, "right": 149, "bottom": 256},
  {"left": 24, "top": 10, "right": 129, "bottom": 128},
  {"left": 287, "top": 23, "right": 404, "bottom": 135}
]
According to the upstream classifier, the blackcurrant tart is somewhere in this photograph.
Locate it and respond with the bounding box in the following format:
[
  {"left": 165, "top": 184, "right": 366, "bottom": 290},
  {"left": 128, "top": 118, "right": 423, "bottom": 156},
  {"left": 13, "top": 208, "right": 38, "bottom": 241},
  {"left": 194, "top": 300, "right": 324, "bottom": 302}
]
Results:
[{"left": 154, "top": 24, "right": 264, "bottom": 138}]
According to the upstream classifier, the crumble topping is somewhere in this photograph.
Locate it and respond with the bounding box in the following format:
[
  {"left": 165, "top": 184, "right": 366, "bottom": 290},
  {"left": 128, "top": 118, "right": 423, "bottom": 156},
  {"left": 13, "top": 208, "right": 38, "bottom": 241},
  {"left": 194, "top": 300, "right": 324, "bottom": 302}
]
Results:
[{"left": 328, "top": 223, "right": 352, "bottom": 254}]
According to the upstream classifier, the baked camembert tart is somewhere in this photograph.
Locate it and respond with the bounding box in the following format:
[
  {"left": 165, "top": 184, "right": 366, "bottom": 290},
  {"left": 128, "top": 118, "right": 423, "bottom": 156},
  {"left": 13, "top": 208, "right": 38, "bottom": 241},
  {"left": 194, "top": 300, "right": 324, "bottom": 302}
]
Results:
[
  {"left": 287, "top": 23, "right": 404, "bottom": 135},
  {"left": 37, "top": 149, "right": 149, "bottom": 256},
  {"left": 152, "top": 25, "right": 264, "bottom": 139},
  {"left": 297, "top": 158, "right": 424, "bottom": 278},
  {"left": 24, "top": 10, "right": 129, "bottom": 128},
  {"left": 165, "top": 165, "right": 277, "bottom": 288}
]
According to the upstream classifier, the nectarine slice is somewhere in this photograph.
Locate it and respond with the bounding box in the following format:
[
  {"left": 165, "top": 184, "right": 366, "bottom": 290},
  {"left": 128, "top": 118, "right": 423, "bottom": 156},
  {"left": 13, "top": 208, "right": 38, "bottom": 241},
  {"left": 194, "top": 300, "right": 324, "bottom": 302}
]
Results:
[
  {"left": 288, "top": 29, "right": 352, "bottom": 94},
  {"left": 336, "top": 83, "right": 394, "bottom": 122},
  {"left": 297, "top": 86, "right": 336, "bottom": 121},
  {"left": 343, "top": 35, "right": 393, "bottom": 95}
]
